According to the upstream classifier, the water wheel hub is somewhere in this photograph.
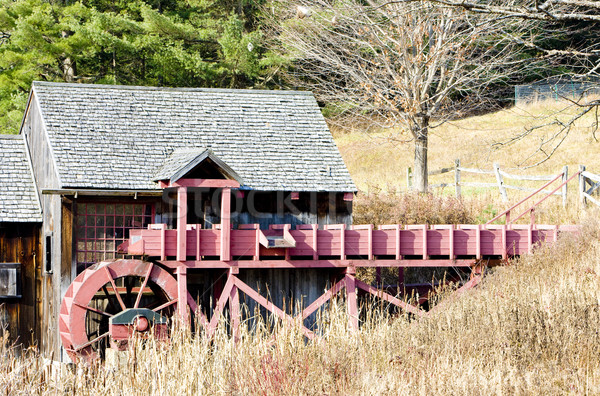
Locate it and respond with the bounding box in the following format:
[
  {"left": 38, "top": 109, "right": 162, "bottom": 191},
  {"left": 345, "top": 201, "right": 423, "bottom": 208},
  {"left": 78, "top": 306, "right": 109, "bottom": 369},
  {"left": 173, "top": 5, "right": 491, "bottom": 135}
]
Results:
[{"left": 108, "top": 308, "right": 167, "bottom": 349}]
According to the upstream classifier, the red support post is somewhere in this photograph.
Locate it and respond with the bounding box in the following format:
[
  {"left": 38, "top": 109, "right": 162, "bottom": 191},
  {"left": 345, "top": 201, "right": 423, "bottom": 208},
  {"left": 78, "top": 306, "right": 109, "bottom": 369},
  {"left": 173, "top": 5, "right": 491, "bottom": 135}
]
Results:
[
  {"left": 229, "top": 283, "right": 240, "bottom": 341},
  {"left": 501, "top": 224, "right": 507, "bottom": 259},
  {"left": 345, "top": 269, "right": 358, "bottom": 330},
  {"left": 422, "top": 224, "right": 428, "bottom": 259},
  {"left": 449, "top": 225, "right": 455, "bottom": 260},
  {"left": 196, "top": 225, "right": 201, "bottom": 261},
  {"left": 176, "top": 266, "right": 189, "bottom": 324},
  {"left": 476, "top": 224, "right": 481, "bottom": 260},
  {"left": 220, "top": 187, "right": 231, "bottom": 261},
  {"left": 340, "top": 224, "right": 346, "bottom": 260},
  {"left": 177, "top": 187, "right": 187, "bottom": 261}
]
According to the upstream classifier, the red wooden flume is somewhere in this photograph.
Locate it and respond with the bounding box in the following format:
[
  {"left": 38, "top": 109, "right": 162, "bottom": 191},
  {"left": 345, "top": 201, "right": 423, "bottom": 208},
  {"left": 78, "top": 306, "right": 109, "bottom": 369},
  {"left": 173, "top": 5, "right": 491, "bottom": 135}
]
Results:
[{"left": 58, "top": 177, "right": 579, "bottom": 363}]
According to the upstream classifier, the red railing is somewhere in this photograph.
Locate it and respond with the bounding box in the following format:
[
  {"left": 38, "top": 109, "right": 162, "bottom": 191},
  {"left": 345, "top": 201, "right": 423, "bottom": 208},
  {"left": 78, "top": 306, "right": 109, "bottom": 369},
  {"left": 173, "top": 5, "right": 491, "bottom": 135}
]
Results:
[{"left": 486, "top": 170, "right": 580, "bottom": 226}]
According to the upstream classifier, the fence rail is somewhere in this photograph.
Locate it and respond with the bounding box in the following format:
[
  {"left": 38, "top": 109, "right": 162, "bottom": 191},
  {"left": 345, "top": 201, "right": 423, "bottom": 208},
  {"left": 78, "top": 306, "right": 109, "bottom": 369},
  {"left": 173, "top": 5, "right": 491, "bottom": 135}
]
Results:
[
  {"left": 406, "top": 161, "right": 600, "bottom": 209},
  {"left": 407, "top": 160, "right": 569, "bottom": 206},
  {"left": 579, "top": 166, "right": 600, "bottom": 207}
]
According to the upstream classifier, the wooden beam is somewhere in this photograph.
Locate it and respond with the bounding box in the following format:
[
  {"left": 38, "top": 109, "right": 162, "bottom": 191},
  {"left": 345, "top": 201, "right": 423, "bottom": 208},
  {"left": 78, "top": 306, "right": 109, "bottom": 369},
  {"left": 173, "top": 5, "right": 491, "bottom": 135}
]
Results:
[
  {"left": 167, "top": 179, "right": 240, "bottom": 188},
  {"left": 220, "top": 187, "right": 231, "bottom": 261},
  {"left": 345, "top": 273, "right": 359, "bottom": 330},
  {"left": 176, "top": 266, "right": 189, "bottom": 324},
  {"left": 177, "top": 187, "right": 187, "bottom": 261},
  {"left": 161, "top": 259, "right": 479, "bottom": 269}
]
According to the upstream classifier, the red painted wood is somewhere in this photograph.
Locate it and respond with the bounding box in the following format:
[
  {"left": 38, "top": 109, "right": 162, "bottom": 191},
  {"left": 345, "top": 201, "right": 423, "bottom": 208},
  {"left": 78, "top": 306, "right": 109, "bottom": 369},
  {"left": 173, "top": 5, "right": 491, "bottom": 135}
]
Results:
[
  {"left": 229, "top": 284, "right": 240, "bottom": 341},
  {"left": 128, "top": 222, "right": 577, "bottom": 266},
  {"left": 168, "top": 179, "right": 240, "bottom": 188},
  {"left": 173, "top": 259, "right": 477, "bottom": 269},
  {"left": 354, "top": 279, "right": 424, "bottom": 317},
  {"left": 220, "top": 188, "right": 231, "bottom": 261},
  {"left": 300, "top": 279, "right": 346, "bottom": 319},
  {"left": 177, "top": 187, "right": 187, "bottom": 261},
  {"left": 345, "top": 273, "right": 358, "bottom": 330},
  {"left": 176, "top": 266, "right": 189, "bottom": 323}
]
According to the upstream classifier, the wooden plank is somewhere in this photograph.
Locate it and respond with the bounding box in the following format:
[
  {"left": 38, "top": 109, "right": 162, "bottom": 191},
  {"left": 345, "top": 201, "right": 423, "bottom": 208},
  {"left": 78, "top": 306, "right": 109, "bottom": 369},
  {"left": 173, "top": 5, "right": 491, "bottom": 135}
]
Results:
[
  {"left": 457, "top": 167, "right": 495, "bottom": 175},
  {"left": 220, "top": 188, "right": 231, "bottom": 261},
  {"left": 168, "top": 179, "right": 240, "bottom": 188},
  {"left": 460, "top": 182, "right": 499, "bottom": 188},
  {"left": 582, "top": 192, "right": 600, "bottom": 207},
  {"left": 176, "top": 187, "right": 187, "bottom": 261},
  {"left": 428, "top": 166, "right": 454, "bottom": 176},
  {"left": 498, "top": 170, "right": 554, "bottom": 181},
  {"left": 582, "top": 170, "right": 600, "bottom": 183}
]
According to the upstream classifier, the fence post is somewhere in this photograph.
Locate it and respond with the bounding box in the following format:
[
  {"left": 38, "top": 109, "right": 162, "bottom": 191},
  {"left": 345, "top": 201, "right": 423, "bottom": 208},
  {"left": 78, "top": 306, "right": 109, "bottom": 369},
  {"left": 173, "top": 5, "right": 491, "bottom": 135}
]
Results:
[
  {"left": 407, "top": 167, "right": 412, "bottom": 190},
  {"left": 493, "top": 163, "right": 508, "bottom": 202},
  {"left": 561, "top": 165, "right": 568, "bottom": 208},
  {"left": 579, "top": 165, "right": 586, "bottom": 205},
  {"left": 454, "top": 159, "right": 461, "bottom": 198}
]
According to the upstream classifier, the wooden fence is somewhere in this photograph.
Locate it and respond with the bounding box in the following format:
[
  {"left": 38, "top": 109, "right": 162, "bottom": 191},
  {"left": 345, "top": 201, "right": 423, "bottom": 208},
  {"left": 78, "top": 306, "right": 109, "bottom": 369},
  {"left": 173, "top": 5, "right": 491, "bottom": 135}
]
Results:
[
  {"left": 579, "top": 165, "right": 600, "bottom": 207},
  {"left": 407, "top": 160, "right": 569, "bottom": 206}
]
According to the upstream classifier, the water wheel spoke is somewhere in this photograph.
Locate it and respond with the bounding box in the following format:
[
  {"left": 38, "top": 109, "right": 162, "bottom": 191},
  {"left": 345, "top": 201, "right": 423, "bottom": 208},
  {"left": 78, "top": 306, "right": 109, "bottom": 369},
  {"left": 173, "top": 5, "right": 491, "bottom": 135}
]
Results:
[
  {"left": 75, "top": 302, "right": 113, "bottom": 318},
  {"left": 75, "top": 332, "right": 109, "bottom": 352},
  {"left": 134, "top": 263, "right": 153, "bottom": 309},
  {"left": 103, "top": 266, "right": 127, "bottom": 311},
  {"left": 151, "top": 299, "right": 178, "bottom": 312}
]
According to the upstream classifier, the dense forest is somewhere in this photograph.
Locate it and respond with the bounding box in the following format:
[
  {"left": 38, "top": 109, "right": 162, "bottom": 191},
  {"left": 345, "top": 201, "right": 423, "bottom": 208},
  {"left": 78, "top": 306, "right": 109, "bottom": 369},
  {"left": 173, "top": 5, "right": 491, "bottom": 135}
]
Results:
[
  {"left": 0, "top": 0, "right": 598, "bottom": 135},
  {"left": 0, "top": 0, "right": 287, "bottom": 133}
]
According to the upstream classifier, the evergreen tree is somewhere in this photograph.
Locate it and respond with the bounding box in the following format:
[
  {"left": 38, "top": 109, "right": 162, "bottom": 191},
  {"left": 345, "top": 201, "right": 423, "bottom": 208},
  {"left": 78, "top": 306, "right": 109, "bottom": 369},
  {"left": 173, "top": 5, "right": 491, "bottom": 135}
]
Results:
[{"left": 0, "top": 0, "right": 278, "bottom": 134}]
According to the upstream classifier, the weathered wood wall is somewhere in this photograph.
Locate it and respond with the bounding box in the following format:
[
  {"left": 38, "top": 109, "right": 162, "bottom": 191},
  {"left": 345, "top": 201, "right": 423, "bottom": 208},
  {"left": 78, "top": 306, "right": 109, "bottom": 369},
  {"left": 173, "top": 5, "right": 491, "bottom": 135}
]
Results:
[
  {"left": 0, "top": 223, "right": 42, "bottom": 350},
  {"left": 23, "top": 93, "right": 65, "bottom": 359}
]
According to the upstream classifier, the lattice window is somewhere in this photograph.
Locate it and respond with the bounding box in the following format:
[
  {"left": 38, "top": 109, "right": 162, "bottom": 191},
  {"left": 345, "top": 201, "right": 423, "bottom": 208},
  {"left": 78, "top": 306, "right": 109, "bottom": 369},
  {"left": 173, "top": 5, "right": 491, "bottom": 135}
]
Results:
[{"left": 75, "top": 203, "right": 153, "bottom": 273}]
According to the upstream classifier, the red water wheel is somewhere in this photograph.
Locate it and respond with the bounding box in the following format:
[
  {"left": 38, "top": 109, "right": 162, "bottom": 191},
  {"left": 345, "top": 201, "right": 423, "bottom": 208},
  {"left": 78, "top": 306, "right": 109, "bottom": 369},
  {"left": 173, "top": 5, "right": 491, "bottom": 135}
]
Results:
[{"left": 59, "top": 259, "right": 191, "bottom": 363}]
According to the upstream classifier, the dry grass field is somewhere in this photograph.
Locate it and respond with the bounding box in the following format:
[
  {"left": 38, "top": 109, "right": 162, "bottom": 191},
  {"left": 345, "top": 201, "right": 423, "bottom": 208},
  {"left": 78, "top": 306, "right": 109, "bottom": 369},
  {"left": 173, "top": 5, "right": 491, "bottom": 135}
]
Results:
[
  {"left": 3, "top": 100, "right": 600, "bottom": 395},
  {"left": 335, "top": 99, "right": 600, "bottom": 196}
]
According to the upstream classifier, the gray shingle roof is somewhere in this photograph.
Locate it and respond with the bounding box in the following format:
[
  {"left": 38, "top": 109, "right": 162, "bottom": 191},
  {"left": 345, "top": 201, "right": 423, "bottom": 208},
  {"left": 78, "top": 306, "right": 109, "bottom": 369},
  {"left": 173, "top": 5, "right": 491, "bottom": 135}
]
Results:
[
  {"left": 0, "top": 135, "right": 42, "bottom": 222},
  {"left": 31, "top": 82, "right": 356, "bottom": 192}
]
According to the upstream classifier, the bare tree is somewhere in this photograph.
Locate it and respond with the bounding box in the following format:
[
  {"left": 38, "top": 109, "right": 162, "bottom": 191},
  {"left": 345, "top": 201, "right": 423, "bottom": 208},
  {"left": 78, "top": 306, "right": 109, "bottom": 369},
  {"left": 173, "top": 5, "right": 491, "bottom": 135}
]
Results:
[
  {"left": 405, "top": 0, "right": 600, "bottom": 168},
  {"left": 266, "top": 0, "right": 532, "bottom": 191}
]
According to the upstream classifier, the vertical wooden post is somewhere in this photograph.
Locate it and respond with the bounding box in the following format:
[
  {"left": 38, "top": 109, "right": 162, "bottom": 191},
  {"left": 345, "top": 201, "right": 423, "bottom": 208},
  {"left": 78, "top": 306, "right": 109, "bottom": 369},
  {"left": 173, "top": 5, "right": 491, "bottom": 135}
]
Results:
[
  {"left": 345, "top": 269, "right": 358, "bottom": 330},
  {"left": 196, "top": 225, "right": 201, "bottom": 261},
  {"left": 448, "top": 225, "right": 454, "bottom": 260},
  {"left": 579, "top": 165, "right": 587, "bottom": 205},
  {"left": 177, "top": 187, "right": 187, "bottom": 261},
  {"left": 407, "top": 167, "right": 412, "bottom": 190},
  {"left": 454, "top": 159, "right": 461, "bottom": 198},
  {"left": 562, "top": 165, "right": 568, "bottom": 208},
  {"left": 312, "top": 224, "right": 318, "bottom": 260},
  {"left": 340, "top": 224, "right": 346, "bottom": 260},
  {"left": 422, "top": 224, "right": 428, "bottom": 259},
  {"left": 493, "top": 163, "right": 508, "bottom": 202},
  {"left": 475, "top": 224, "right": 481, "bottom": 260},
  {"left": 220, "top": 187, "right": 231, "bottom": 261},
  {"left": 367, "top": 224, "right": 373, "bottom": 260},
  {"left": 229, "top": 280, "right": 240, "bottom": 341},
  {"left": 176, "top": 266, "right": 189, "bottom": 324}
]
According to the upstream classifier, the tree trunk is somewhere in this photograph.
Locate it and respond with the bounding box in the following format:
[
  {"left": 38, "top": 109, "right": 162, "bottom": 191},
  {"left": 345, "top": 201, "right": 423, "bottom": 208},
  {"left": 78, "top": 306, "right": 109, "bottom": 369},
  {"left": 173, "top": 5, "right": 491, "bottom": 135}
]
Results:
[{"left": 412, "top": 116, "right": 429, "bottom": 193}]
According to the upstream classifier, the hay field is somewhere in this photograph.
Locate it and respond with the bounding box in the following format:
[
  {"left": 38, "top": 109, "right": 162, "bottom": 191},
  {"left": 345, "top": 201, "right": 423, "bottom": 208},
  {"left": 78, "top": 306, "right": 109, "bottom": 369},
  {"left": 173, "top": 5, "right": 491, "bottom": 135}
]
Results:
[{"left": 3, "top": 101, "right": 600, "bottom": 395}]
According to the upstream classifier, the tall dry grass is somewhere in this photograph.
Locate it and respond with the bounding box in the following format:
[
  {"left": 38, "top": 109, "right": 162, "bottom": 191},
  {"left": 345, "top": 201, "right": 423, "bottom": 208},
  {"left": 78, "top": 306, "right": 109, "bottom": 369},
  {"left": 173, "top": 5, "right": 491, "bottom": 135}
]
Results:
[{"left": 3, "top": 220, "right": 600, "bottom": 395}]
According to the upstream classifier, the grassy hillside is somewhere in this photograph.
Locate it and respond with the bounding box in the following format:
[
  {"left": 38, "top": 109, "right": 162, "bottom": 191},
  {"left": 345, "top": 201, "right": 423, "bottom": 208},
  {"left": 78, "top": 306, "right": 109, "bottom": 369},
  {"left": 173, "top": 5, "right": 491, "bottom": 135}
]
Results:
[{"left": 335, "top": 99, "right": 600, "bottom": 195}]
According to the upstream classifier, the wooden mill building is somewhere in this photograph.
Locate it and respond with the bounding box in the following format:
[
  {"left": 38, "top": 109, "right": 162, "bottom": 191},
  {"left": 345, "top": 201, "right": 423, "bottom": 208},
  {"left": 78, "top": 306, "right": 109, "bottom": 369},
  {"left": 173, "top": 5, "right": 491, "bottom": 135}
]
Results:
[{"left": 0, "top": 82, "right": 356, "bottom": 360}]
